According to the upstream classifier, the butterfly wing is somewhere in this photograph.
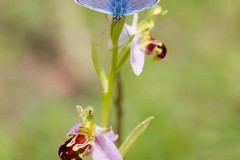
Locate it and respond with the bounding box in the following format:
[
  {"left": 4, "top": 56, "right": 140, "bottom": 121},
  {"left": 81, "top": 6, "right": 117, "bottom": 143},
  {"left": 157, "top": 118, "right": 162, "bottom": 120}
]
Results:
[
  {"left": 75, "top": 0, "right": 113, "bottom": 14},
  {"left": 123, "top": 0, "right": 160, "bottom": 15}
]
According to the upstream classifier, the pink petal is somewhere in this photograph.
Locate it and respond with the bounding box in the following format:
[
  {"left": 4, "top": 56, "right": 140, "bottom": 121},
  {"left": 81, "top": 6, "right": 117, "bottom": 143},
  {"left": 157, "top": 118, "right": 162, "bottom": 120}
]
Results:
[
  {"left": 95, "top": 126, "right": 118, "bottom": 142},
  {"left": 91, "top": 135, "right": 122, "bottom": 160},
  {"left": 130, "top": 35, "right": 145, "bottom": 76},
  {"left": 103, "top": 131, "right": 119, "bottom": 142},
  {"left": 68, "top": 123, "right": 80, "bottom": 135}
]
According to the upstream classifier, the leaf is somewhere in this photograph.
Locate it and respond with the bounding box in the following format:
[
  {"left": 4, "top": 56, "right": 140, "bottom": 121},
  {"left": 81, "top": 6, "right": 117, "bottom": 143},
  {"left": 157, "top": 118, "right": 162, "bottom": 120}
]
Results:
[
  {"left": 91, "top": 42, "right": 108, "bottom": 92},
  {"left": 119, "top": 116, "right": 154, "bottom": 157}
]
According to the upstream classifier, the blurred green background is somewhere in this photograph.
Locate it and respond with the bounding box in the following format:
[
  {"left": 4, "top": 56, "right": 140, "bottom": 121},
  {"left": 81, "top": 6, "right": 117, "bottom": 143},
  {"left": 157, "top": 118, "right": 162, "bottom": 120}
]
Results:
[{"left": 1, "top": 0, "right": 240, "bottom": 159}]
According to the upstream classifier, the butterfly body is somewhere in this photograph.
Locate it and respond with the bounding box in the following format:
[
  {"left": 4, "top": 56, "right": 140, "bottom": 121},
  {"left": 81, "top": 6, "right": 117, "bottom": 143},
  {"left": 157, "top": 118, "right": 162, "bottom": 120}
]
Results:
[
  {"left": 112, "top": 0, "right": 125, "bottom": 21},
  {"left": 75, "top": 0, "right": 160, "bottom": 21}
]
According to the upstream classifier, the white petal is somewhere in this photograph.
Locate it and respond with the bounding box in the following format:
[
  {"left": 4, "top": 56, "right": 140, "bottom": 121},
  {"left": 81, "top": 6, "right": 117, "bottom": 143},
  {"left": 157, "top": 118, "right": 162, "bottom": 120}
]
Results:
[
  {"left": 108, "top": 24, "right": 138, "bottom": 48},
  {"left": 125, "top": 24, "right": 138, "bottom": 35},
  {"left": 130, "top": 36, "right": 145, "bottom": 76}
]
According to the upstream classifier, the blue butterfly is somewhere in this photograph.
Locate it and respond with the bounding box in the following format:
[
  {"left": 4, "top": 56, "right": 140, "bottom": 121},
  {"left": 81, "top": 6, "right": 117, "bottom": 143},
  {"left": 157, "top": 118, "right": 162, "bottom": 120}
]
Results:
[{"left": 75, "top": 0, "right": 160, "bottom": 22}]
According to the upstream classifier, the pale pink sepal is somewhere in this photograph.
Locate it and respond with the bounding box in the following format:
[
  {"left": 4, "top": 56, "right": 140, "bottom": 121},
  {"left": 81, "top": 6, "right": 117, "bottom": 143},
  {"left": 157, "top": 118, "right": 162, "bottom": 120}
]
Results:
[{"left": 130, "top": 35, "right": 145, "bottom": 76}]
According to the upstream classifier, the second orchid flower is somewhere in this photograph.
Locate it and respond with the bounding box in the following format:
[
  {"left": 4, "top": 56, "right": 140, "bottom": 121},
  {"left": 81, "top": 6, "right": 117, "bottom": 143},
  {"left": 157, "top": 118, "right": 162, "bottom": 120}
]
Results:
[{"left": 116, "top": 6, "right": 167, "bottom": 76}]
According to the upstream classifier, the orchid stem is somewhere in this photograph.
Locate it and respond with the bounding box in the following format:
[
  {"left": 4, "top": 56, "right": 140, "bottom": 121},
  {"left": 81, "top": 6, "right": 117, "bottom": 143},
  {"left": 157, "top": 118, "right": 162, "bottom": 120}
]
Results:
[
  {"left": 100, "top": 46, "right": 118, "bottom": 127},
  {"left": 100, "top": 18, "right": 125, "bottom": 127},
  {"left": 100, "top": 90, "right": 112, "bottom": 127}
]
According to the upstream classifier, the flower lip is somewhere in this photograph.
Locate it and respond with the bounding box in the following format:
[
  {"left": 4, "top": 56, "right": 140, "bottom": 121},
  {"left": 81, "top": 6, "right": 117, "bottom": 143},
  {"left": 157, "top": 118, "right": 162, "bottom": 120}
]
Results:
[
  {"left": 58, "top": 133, "right": 92, "bottom": 160},
  {"left": 146, "top": 43, "right": 156, "bottom": 54},
  {"left": 145, "top": 40, "right": 167, "bottom": 59}
]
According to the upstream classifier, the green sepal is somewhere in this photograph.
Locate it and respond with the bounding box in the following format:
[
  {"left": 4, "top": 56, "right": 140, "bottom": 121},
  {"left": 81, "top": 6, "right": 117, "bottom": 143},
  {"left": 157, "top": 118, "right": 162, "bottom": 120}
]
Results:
[
  {"left": 77, "top": 106, "right": 95, "bottom": 134},
  {"left": 137, "top": 5, "right": 165, "bottom": 33},
  {"left": 91, "top": 41, "right": 108, "bottom": 92},
  {"left": 119, "top": 116, "right": 154, "bottom": 157}
]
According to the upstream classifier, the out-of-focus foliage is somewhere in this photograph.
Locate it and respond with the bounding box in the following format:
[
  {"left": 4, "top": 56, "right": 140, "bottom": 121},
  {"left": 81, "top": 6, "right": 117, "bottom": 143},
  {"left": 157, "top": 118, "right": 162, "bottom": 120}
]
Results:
[{"left": 0, "top": 0, "right": 240, "bottom": 159}]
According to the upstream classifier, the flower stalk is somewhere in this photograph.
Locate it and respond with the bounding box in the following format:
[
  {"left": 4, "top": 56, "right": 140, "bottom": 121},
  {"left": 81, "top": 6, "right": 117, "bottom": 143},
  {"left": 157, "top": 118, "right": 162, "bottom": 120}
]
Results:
[{"left": 100, "top": 17, "right": 125, "bottom": 126}]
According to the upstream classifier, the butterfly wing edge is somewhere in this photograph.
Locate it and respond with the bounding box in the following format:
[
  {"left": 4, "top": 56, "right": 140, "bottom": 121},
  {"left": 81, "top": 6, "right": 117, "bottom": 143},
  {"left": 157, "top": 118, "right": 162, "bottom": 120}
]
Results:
[
  {"left": 75, "top": 0, "right": 113, "bottom": 15},
  {"left": 123, "top": 0, "right": 160, "bottom": 16}
]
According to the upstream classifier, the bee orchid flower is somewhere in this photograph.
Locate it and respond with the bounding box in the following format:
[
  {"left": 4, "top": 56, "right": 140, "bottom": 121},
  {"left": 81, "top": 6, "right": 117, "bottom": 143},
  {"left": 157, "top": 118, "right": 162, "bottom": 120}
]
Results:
[
  {"left": 66, "top": 123, "right": 122, "bottom": 160},
  {"left": 58, "top": 106, "right": 122, "bottom": 160},
  {"left": 130, "top": 33, "right": 167, "bottom": 76},
  {"left": 115, "top": 6, "right": 167, "bottom": 76}
]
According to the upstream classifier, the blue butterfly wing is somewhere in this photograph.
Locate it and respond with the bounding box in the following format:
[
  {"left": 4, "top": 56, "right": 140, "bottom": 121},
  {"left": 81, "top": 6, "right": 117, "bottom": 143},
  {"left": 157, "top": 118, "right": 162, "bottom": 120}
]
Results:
[
  {"left": 123, "top": 0, "right": 160, "bottom": 15},
  {"left": 75, "top": 0, "right": 113, "bottom": 14}
]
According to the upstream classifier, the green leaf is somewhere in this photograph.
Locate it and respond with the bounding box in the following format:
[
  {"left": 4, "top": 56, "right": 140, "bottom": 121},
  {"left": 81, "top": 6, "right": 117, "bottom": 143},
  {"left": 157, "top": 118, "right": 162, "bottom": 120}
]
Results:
[
  {"left": 91, "top": 42, "right": 108, "bottom": 92},
  {"left": 119, "top": 116, "right": 154, "bottom": 157}
]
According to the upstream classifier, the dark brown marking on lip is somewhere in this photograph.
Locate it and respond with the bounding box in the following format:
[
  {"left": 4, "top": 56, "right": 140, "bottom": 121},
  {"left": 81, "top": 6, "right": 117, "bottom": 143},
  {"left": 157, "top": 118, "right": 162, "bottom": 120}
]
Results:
[{"left": 157, "top": 43, "right": 167, "bottom": 59}]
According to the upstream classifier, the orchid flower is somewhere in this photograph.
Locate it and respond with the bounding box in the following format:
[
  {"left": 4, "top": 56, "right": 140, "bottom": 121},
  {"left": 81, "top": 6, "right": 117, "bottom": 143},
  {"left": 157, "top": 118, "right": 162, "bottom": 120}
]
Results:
[
  {"left": 58, "top": 106, "right": 122, "bottom": 160},
  {"left": 130, "top": 33, "right": 167, "bottom": 76},
  {"left": 117, "top": 6, "right": 167, "bottom": 76}
]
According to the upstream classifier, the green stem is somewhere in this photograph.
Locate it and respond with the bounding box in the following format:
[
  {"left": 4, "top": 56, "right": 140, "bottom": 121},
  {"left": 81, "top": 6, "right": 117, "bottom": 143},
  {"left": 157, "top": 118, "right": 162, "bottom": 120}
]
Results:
[
  {"left": 100, "top": 18, "right": 125, "bottom": 127},
  {"left": 100, "top": 46, "right": 118, "bottom": 126},
  {"left": 100, "top": 90, "right": 112, "bottom": 126}
]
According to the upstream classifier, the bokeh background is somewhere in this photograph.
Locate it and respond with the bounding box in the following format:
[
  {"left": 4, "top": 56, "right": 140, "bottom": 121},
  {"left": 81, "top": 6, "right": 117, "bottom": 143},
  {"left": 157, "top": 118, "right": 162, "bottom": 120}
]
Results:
[{"left": 1, "top": 0, "right": 240, "bottom": 159}]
